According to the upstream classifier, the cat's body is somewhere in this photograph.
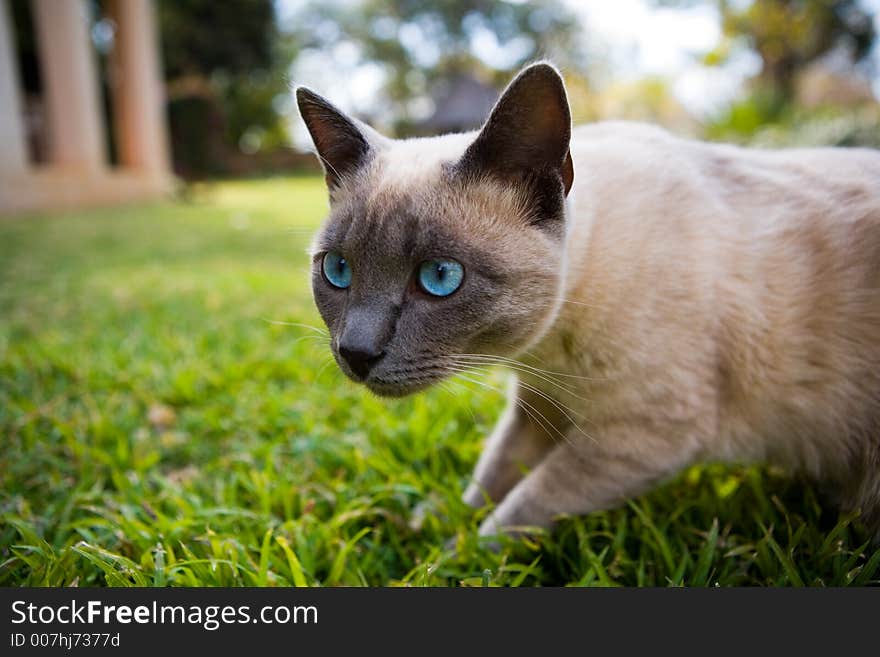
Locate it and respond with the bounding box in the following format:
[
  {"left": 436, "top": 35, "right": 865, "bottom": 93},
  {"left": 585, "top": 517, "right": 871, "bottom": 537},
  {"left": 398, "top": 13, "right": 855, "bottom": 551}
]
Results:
[
  {"left": 471, "top": 121, "right": 880, "bottom": 536},
  {"left": 297, "top": 63, "right": 880, "bottom": 540}
]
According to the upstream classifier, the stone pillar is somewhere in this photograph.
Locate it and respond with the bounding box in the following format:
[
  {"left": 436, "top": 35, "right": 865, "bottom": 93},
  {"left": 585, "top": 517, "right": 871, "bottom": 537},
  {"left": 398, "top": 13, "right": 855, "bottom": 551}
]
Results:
[
  {"left": 108, "top": 0, "right": 169, "bottom": 176},
  {"left": 32, "top": 0, "right": 105, "bottom": 171},
  {"left": 0, "top": 0, "right": 28, "bottom": 173}
]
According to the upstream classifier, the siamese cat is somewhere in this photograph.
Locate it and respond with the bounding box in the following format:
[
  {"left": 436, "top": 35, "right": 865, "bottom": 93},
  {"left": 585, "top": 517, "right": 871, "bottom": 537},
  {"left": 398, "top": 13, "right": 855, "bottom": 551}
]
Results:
[{"left": 296, "top": 62, "right": 880, "bottom": 540}]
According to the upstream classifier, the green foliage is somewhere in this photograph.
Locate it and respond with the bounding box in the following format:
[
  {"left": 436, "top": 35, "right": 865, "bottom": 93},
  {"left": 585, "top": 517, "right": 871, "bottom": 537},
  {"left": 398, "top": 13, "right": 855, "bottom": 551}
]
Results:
[
  {"left": 288, "top": 0, "right": 583, "bottom": 130},
  {"left": 655, "top": 1, "right": 876, "bottom": 99},
  {"left": 157, "top": 0, "right": 295, "bottom": 176},
  {"left": 158, "top": 0, "right": 277, "bottom": 79},
  {"left": 703, "top": 88, "right": 790, "bottom": 139},
  {"left": 2, "top": 177, "right": 879, "bottom": 587},
  {"left": 704, "top": 94, "right": 880, "bottom": 147},
  {"left": 720, "top": 0, "right": 875, "bottom": 94}
]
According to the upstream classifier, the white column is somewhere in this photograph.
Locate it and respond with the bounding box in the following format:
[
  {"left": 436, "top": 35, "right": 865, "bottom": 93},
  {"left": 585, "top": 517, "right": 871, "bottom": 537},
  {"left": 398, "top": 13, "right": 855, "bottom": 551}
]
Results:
[
  {"left": 0, "top": 0, "right": 28, "bottom": 173},
  {"left": 108, "top": 0, "right": 170, "bottom": 176},
  {"left": 32, "top": 0, "right": 105, "bottom": 172}
]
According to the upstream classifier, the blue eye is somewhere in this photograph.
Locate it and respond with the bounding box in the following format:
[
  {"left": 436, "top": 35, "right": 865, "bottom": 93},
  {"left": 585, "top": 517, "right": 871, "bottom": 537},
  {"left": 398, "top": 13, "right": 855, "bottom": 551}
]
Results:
[
  {"left": 418, "top": 258, "right": 464, "bottom": 297},
  {"left": 322, "top": 251, "right": 352, "bottom": 289}
]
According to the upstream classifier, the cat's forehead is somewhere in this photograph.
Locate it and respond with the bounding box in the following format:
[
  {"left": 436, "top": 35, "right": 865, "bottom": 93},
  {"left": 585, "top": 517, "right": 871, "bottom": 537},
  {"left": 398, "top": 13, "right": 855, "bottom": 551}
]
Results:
[
  {"left": 314, "top": 134, "right": 532, "bottom": 261},
  {"left": 370, "top": 133, "right": 476, "bottom": 190},
  {"left": 321, "top": 180, "right": 460, "bottom": 260}
]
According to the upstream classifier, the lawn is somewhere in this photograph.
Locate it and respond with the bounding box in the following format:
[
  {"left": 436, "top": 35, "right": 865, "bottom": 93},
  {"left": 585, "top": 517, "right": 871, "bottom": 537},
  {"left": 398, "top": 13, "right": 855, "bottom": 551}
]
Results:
[{"left": 2, "top": 175, "right": 878, "bottom": 587}]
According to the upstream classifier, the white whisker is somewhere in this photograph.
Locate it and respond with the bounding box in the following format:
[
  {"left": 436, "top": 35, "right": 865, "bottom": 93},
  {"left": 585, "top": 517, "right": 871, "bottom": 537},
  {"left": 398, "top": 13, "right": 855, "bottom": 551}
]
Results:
[
  {"left": 313, "top": 356, "right": 338, "bottom": 382},
  {"left": 452, "top": 352, "right": 605, "bottom": 383},
  {"left": 448, "top": 369, "right": 555, "bottom": 443},
  {"left": 290, "top": 334, "right": 331, "bottom": 349},
  {"left": 558, "top": 298, "right": 605, "bottom": 310},
  {"left": 516, "top": 379, "right": 598, "bottom": 444},
  {"left": 446, "top": 366, "right": 575, "bottom": 448},
  {"left": 449, "top": 355, "right": 591, "bottom": 400},
  {"left": 262, "top": 318, "right": 328, "bottom": 335}
]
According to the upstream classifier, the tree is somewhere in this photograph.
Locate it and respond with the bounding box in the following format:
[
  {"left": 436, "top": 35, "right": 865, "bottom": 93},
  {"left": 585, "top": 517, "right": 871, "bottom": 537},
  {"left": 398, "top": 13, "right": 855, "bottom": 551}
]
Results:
[
  {"left": 658, "top": 0, "right": 876, "bottom": 98},
  {"left": 286, "top": 0, "right": 585, "bottom": 134},
  {"left": 157, "top": 0, "right": 295, "bottom": 176},
  {"left": 159, "top": 0, "right": 277, "bottom": 79},
  {"left": 728, "top": 0, "right": 874, "bottom": 97}
]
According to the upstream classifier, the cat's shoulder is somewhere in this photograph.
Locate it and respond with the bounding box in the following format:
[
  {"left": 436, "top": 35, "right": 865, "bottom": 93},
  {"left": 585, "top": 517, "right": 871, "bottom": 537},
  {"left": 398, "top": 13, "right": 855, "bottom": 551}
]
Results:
[
  {"left": 570, "top": 120, "right": 699, "bottom": 168},
  {"left": 570, "top": 120, "right": 880, "bottom": 186},
  {"left": 572, "top": 120, "right": 678, "bottom": 144},
  {"left": 569, "top": 120, "right": 706, "bottom": 188}
]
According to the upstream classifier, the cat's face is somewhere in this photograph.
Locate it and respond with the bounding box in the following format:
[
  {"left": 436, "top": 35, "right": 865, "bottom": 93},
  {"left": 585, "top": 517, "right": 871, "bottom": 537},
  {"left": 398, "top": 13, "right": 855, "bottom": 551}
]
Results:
[{"left": 298, "top": 63, "right": 574, "bottom": 396}]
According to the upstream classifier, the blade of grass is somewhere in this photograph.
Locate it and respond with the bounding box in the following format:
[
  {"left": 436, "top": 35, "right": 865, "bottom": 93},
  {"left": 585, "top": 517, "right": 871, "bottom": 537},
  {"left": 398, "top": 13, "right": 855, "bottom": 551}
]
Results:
[{"left": 276, "top": 535, "right": 309, "bottom": 587}]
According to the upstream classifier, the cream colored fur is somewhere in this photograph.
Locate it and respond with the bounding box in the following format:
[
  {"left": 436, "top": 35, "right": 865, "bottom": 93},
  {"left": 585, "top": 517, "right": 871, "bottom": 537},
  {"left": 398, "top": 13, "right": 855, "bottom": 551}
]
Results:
[
  {"left": 465, "top": 120, "right": 880, "bottom": 539},
  {"left": 297, "top": 68, "right": 880, "bottom": 541}
]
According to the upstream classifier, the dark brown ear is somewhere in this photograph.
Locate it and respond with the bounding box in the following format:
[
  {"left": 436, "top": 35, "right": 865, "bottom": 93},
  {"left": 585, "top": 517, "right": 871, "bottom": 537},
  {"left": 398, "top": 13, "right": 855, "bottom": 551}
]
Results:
[
  {"left": 296, "top": 87, "right": 372, "bottom": 190},
  {"left": 456, "top": 62, "right": 574, "bottom": 213}
]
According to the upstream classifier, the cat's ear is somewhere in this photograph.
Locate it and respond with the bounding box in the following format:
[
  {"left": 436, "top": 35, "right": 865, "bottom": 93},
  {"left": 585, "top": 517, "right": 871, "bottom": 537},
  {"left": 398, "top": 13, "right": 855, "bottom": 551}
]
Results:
[
  {"left": 457, "top": 62, "right": 573, "bottom": 199},
  {"left": 296, "top": 87, "right": 375, "bottom": 191}
]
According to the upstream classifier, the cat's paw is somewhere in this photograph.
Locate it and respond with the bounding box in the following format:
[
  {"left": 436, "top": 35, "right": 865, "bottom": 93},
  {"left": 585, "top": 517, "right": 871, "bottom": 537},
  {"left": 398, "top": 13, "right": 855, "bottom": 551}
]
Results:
[
  {"left": 441, "top": 532, "right": 501, "bottom": 555},
  {"left": 409, "top": 494, "right": 446, "bottom": 532},
  {"left": 462, "top": 483, "right": 490, "bottom": 509}
]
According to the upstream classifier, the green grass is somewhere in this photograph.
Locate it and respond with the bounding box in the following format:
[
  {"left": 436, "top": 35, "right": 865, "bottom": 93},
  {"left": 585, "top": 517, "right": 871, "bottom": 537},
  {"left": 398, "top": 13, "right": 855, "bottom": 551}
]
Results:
[{"left": 2, "top": 175, "right": 878, "bottom": 587}]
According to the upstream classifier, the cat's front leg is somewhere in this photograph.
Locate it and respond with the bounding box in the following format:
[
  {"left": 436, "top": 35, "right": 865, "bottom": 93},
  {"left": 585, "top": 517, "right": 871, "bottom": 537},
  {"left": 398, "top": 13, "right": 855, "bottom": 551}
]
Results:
[
  {"left": 477, "top": 425, "right": 696, "bottom": 538},
  {"left": 462, "top": 388, "right": 557, "bottom": 509}
]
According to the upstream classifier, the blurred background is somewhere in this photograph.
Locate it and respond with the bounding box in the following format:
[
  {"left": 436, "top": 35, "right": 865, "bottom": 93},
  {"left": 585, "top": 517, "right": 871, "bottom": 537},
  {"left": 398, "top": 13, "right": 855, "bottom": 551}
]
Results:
[
  {"left": 4, "top": 1, "right": 880, "bottom": 587},
  {"left": 2, "top": 0, "right": 879, "bottom": 213}
]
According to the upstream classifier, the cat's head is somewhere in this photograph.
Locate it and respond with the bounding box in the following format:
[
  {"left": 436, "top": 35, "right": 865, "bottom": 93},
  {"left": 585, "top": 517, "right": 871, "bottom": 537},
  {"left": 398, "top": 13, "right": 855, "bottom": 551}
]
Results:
[{"left": 297, "top": 63, "right": 573, "bottom": 396}]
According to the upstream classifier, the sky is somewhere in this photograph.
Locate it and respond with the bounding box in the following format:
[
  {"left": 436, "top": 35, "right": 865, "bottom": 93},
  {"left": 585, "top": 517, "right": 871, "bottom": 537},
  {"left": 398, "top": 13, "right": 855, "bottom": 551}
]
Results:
[
  {"left": 280, "top": 0, "right": 880, "bottom": 147},
  {"left": 567, "top": 0, "right": 758, "bottom": 113},
  {"left": 568, "top": 0, "right": 880, "bottom": 107}
]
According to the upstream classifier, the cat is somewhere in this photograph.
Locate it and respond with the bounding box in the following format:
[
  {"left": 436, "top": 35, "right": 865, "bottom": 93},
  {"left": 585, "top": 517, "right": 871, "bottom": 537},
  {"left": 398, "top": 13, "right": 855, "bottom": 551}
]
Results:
[{"left": 296, "top": 62, "right": 880, "bottom": 541}]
